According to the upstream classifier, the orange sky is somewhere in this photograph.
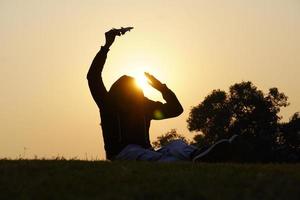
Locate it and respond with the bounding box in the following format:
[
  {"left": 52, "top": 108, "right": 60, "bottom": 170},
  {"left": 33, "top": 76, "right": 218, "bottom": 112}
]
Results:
[{"left": 0, "top": 0, "right": 299, "bottom": 159}]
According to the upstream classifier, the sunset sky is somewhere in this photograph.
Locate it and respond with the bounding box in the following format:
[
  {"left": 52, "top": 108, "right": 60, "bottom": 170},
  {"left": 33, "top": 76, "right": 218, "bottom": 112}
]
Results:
[{"left": 1, "top": 0, "right": 299, "bottom": 159}]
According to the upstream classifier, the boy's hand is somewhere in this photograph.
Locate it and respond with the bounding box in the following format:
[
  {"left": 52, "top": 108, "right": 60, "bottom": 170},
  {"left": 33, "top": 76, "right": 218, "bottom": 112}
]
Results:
[
  {"left": 104, "top": 27, "right": 133, "bottom": 48},
  {"left": 144, "top": 72, "right": 166, "bottom": 91}
]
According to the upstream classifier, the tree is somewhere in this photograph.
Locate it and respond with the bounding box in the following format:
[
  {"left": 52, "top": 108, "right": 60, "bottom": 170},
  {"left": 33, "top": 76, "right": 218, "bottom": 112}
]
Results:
[
  {"left": 280, "top": 112, "right": 300, "bottom": 149},
  {"left": 272, "top": 112, "right": 300, "bottom": 162},
  {"left": 190, "top": 133, "right": 208, "bottom": 149},
  {"left": 187, "top": 81, "right": 290, "bottom": 162},
  {"left": 187, "top": 90, "right": 231, "bottom": 145},
  {"left": 152, "top": 129, "right": 189, "bottom": 149}
]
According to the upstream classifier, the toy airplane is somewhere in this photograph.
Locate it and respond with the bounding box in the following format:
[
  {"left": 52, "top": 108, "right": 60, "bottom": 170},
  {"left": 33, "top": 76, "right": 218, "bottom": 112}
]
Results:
[
  {"left": 120, "top": 26, "right": 134, "bottom": 34},
  {"left": 112, "top": 27, "right": 134, "bottom": 36}
]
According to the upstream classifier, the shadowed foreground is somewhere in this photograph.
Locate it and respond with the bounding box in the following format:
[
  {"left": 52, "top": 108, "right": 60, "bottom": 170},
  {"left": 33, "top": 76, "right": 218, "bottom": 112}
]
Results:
[{"left": 0, "top": 160, "right": 299, "bottom": 200}]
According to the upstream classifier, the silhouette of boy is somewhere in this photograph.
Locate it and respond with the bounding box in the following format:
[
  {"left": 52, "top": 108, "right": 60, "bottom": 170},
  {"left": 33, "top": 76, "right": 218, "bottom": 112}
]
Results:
[{"left": 87, "top": 28, "right": 238, "bottom": 162}]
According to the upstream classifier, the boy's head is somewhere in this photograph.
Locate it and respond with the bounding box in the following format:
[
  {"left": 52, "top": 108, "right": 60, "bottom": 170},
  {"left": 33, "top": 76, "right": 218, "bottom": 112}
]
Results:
[{"left": 109, "top": 75, "right": 144, "bottom": 111}]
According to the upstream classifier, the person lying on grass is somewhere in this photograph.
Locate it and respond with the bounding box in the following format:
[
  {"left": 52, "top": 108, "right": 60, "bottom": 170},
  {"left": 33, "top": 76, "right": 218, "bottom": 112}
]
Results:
[{"left": 87, "top": 27, "right": 238, "bottom": 162}]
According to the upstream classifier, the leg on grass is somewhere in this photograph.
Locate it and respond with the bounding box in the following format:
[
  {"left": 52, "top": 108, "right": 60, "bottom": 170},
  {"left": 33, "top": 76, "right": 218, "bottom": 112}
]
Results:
[
  {"left": 115, "top": 144, "right": 162, "bottom": 161},
  {"left": 157, "top": 139, "right": 198, "bottom": 161}
]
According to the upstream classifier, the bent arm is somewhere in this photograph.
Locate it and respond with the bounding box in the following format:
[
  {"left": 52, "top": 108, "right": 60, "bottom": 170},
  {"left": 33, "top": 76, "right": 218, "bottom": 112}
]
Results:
[
  {"left": 86, "top": 46, "right": 110, "bottom": 109},
  {"left": 146, "top": 85, "right": 183, "bottom": 120}
]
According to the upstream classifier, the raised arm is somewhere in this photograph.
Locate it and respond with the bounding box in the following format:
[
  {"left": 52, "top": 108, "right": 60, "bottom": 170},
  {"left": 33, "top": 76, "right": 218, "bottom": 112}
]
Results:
[
  {"left": 87, "top": 45, "right": 110, "bottom": 109},
  {"left": 87, "top": 27, "right": 133, "bottom": 109},
  {"left": 144, "top": 72, "right": 184, "bottom": 119}
]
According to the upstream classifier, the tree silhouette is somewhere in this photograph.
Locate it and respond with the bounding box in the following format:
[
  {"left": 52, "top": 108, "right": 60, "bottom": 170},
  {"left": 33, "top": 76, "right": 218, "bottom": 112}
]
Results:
[
  {"left": 187, "top": 90, "right": 231, "bottom": 145},
  {"left": 275, "top": 112, "right": 300, "bottom": 162},
  {"left": 282, "top": 112, "right": 300, "bottom": 149},
  {"left": 187, "top": 81, "right": 291, "bottom": 162}
]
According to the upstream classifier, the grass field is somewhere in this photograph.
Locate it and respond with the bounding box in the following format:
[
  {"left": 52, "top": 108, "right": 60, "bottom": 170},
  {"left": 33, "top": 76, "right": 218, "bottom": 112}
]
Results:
[{"left": 0, "top": 160, "right": 299, "bottom": 200}]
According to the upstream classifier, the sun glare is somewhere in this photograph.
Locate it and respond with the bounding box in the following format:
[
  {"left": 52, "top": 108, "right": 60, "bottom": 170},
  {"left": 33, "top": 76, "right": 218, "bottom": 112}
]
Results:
[
  {"left": 135, "top": 74, "right": 149, "bottom": 90},
  {"left": 126, "top": 64, "right": 163, "bottom": 101}
]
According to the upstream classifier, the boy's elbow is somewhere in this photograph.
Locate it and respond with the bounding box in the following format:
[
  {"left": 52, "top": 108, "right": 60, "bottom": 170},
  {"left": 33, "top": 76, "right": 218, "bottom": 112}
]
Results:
[
  {"left": 86, "top": 71, "right": 90, "bottom": 80},
  {"left": 172, "top": 105, "right": 183, "bottom": 117},
  {"left": 86, "top": 72, "right": 96, "bottom": 80},
  {"left": 86, "top": 70, "right": 93, "bottom": 79},
  {"left": 177, "top": 105, "right": 184, "bottom": 116}
]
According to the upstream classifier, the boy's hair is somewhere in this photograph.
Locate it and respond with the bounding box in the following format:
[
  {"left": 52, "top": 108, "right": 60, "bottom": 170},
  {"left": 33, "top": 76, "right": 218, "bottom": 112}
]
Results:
[{"left": 109, "top": 75, "right": 144, "bottom": 110}]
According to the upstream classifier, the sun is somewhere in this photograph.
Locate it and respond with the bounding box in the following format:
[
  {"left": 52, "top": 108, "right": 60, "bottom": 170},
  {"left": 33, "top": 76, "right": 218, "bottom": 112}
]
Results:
[
  {"left": 125, "top": 64, "right": 164, "bottom": 101},
  {"left": 133, "top": 72, "right": 149, "bottom": 91},
  {"left": 127, "top": 65, "right": 162, "bottom": 101}
]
